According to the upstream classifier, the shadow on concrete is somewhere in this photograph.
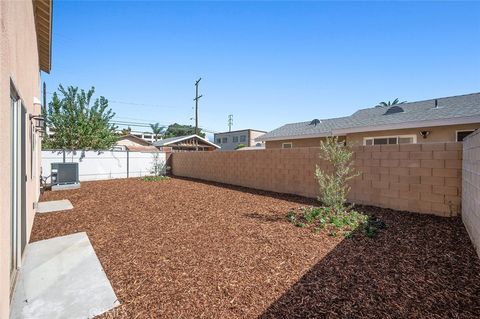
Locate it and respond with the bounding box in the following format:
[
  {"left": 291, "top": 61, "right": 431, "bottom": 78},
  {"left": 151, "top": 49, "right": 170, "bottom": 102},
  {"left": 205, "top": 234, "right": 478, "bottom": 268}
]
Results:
[{"left": 258, "top": 209, "right": 480, "bottom": 319}]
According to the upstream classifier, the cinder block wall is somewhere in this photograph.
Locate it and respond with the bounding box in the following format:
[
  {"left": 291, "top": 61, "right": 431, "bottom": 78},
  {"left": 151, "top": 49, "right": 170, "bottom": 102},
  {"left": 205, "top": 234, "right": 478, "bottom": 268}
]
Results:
[
  {"left": 172, "top": 142, "right": 462, "bottom": 216},
  {"left": 462, "top": 130, "right": 480, "bottom": 257}
]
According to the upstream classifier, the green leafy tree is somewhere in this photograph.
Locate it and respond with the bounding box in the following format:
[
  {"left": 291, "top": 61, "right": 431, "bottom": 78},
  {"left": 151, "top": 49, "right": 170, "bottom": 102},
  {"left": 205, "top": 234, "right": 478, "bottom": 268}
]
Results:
[
  {"left": 315, "top": 136, "right": 359, "bottom": 213},
  {"left": 163, "top": 123, "right": 205, "bottom": 138},
  {"left": 235, "top": 143, "right": 246, "bottom": 150},
  {"left": 43, "top": 85, "right": 117, "bottom": 150},
  {"left": 120, "top": 126, "right": 132, "bottom": 136},
  {"left": 150, "top": 123, "right": 165, "bottom": 141},
  {"left": 375, "top": 98, "right": 407, "bottom": 108}
]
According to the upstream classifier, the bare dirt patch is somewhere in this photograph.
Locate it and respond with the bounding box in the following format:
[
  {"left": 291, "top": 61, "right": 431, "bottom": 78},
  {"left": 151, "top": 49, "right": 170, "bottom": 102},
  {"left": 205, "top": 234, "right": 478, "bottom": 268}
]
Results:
[{"left": 32, "top": 177, "right": 480, "bottom": 318}]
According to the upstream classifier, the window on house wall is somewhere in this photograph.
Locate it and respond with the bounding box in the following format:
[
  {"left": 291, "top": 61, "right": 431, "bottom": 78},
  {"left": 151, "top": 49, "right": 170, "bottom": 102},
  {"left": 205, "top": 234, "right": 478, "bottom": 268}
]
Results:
[
  {"left": 232, "top": 136, "right": 239, "bottom": 142},
  {"left": 363, "top": 135, "right": 417, "bottom": 145},
  {"left": 456, "top": 130, "right": 475, "bottom": 142},
  {"left": 216, "top": 138, "right": 221, "bottom": 144},
  {"left": 222, "top": 137, "right": 227, "bottom": 143},
  {"left": 364, "top": 135, "right": 416, "bottom": 146},
  {"left": 282, "top": 142, "right": 292, "bottom": 149},
  {"left": 240, "top": 135, "right": 246, "bottom": 142}
]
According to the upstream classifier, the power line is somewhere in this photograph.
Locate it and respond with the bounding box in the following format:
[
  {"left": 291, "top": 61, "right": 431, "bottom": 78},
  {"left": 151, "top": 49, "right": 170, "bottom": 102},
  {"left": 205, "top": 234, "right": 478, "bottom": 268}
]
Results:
[
  {"left": 45, "top": 88, "right": 219, "bottom": 134},
  {"left": 111, "top": 119, "right": 218, "bottom": 134},
  {"left": 46, "top": 91, "right": 178, "bottom": 109}
]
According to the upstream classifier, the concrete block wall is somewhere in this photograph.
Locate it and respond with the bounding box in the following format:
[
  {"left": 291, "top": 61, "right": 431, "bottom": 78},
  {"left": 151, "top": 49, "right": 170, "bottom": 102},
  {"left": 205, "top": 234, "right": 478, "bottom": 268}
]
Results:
[
  {"left": 172, "top": 142, "right": 463, "bottom": 216},
  {"left": 350, "top": 143, "right": 462, "bottom": 216},
  {"left": 462, "top": 130, "right": 480, "bottom": 257}
]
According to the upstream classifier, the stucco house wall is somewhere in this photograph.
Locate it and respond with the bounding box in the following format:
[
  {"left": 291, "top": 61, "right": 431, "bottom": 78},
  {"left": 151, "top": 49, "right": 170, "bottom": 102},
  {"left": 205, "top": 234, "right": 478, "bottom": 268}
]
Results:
[
  {"left": 215, "top": 129, "right": 266, "bottom": 151},
  {"left": 249, "top": 130, "right": 266, "bottom": 148},
  {"left": 346, "top": 123, "right": 480, "bottom": 146},
  {"left": 265, "top": 136, "right": 344, "bottom": 148},
  {"left": 265, "top": 124, "right": 479, "bottom": 149},
  {"left": 0, "top": 1, "right": 44, "bottom": 316}
]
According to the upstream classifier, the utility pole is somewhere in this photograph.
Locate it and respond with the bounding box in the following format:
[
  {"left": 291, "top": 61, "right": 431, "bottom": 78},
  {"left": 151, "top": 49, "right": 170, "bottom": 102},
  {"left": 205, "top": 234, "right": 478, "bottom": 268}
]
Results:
[
  {"left": 228, "top": 114, "right": 233, "bottom": 132},
  {"left": 193, "top": 78, "right": 203, "bottom": 135}
]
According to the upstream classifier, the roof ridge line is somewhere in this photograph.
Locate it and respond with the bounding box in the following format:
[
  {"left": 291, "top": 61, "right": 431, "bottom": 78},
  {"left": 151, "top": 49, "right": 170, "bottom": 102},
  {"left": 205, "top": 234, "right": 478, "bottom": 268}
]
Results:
[{"left": 361, "top": 92, "right": 480, "bottom": 111}]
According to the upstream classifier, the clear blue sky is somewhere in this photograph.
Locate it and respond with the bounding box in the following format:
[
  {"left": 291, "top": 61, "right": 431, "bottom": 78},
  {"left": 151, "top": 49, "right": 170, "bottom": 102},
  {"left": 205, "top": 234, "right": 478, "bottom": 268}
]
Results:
[{"left": 44, "top": 1, "right": 480, "bottom": 136}]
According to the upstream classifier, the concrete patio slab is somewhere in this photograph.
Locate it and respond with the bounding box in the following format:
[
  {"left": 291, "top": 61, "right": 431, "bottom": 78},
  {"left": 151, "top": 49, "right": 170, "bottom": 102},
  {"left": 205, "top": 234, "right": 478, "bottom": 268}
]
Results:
[
  {"left": 52, "top": 183, "right": 81, "bottom": 191},
  {"left": 37, "top": 200, "right": 73, "bottom": 213},
  {"left": 10, "top": 232, "right": 120, "bottom": 319}
]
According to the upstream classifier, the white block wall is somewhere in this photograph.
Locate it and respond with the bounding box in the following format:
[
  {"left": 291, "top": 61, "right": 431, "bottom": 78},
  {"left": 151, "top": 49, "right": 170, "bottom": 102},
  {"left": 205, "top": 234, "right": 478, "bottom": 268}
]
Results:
[
  {"left": 462, "top": 130, "right": 480, "bottom": 258},
  {"left": 41, "top": 150, "right": 166, "bottom": 182}
]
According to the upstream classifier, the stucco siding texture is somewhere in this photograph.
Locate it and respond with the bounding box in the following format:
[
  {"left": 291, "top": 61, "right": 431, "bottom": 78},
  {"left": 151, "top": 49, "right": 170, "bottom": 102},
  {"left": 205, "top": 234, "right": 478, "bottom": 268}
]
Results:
[
  {"left": 265, "top": 124, "right": 480, "bottom": 148},
  {"left": 215, "top": 130, "right": 266, "bottom": 151},
  {"left": 172, "top": 142, "right": 462, "bottom": 217},
  {"left": 0, "top": 0, "right": 42, "bottom": 317},
  {"left": 462, "top": 130, "right": 480, "bottom": 257}
]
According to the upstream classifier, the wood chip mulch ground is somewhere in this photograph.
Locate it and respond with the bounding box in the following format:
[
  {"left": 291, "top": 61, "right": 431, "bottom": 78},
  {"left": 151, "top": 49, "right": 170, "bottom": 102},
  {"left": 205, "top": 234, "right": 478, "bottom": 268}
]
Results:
[{"left": 31, "top": 177, "right": 480, "bottom": 319}]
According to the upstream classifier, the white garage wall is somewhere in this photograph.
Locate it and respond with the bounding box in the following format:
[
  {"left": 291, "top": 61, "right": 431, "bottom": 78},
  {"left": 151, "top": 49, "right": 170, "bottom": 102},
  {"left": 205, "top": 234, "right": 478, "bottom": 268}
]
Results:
[{"left": 41, "top": 150, "right": 166, "bottom": 182}]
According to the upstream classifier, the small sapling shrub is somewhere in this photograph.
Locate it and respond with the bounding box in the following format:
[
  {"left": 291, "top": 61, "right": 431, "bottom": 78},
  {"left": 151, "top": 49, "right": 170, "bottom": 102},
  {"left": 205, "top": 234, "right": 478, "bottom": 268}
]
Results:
[
  {"left": 315, "top": 136, "right": 359, "bottom": 213},
  {"left": 286, "top": 137, "right": 386, "bottom": 237}
]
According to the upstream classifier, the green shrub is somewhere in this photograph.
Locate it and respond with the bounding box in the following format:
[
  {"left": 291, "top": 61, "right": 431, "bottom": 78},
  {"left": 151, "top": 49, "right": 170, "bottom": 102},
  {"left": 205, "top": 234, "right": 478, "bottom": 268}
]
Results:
[
  {"left": 286, "top": 206, "right": 376, "bottom": 237},
  {"left": 235, "top": 144, "right": 246, "bottom": 150},
  {"left": 142, "top": 175, "right": 170, "bottom": 182},
  {"left": 315, "top": 136, "right": 359, "bottom": 214}
]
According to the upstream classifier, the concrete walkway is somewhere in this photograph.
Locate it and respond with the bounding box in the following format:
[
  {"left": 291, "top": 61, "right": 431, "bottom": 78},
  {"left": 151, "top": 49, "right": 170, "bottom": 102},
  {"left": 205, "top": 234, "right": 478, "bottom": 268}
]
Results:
[
  {"left": 37, "top": 200, "right": 73, "bottom": 213},
  {"left": 10, "top": 232, "right": 119, "bottom": 319}
]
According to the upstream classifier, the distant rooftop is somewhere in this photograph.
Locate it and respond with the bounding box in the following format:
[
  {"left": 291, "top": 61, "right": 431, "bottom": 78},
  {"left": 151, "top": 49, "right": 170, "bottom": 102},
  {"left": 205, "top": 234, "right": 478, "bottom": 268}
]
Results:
[
  {"left": 258, "top": 92, "right": 480, "bottom": 141},
  {"left": 215, "top": 129, "right": 267, "bottom": 135},
  {"left": 153, "top": 134, "right": 220, "bottom": 148}
]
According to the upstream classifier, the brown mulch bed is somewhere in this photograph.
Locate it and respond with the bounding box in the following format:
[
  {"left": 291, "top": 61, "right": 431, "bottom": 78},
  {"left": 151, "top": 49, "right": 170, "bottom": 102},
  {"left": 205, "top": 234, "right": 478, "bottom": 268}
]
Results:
[{"left": 31, "top": 177, "right": 480, "bottom": 318}]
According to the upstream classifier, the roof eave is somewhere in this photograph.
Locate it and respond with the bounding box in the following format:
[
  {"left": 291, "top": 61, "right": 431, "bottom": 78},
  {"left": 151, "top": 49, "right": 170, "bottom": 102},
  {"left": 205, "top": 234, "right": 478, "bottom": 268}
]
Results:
[
  {"left": 256, "top": 132, "right": 332, "bottom": 142},
  {"left": 34, "top": 0, "right": 52, "bottom": 73},
  {"left": 257, "top": 116, "right": 480, "bottom": 142},
  {"left": 332, "top": 116, "right": 480, "bottom": 135}
]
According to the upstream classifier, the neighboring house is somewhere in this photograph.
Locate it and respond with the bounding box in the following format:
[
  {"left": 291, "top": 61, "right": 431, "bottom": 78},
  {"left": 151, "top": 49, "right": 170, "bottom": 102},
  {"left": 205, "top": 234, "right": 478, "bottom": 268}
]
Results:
[
  {"left": 257, "top": 93, "right": 480, "bottom": 148},
  {"left": 115, "top": 129, "right": 157, "bottom": 143},
  {"left": 0, "top": 0, "right": 52, "bottom": 317},
  {"left": 115, "top": 134, "right": 159, "bottom": 152},
  {"left": 214, "top": 129, "right": 267, "bottom": 151},
  {"left": 153, "top": 134, "right": 220, "bottom": 152}
]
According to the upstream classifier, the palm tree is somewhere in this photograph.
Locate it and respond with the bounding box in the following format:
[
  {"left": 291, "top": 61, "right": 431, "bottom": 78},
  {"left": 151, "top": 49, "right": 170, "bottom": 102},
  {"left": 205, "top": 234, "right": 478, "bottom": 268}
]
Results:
[
  {"left": 150, "top": 123, "right": 165, "bottom": 141},
  {"left": 375, "top": 98, "right": 407, "bottom": 108}
]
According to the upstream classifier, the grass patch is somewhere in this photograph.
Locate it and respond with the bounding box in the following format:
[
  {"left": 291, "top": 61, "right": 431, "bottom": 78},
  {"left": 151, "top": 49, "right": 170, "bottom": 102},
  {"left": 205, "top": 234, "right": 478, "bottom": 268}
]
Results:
[{"left": 142, "top": 175, "right": 170, "bottom": 182}]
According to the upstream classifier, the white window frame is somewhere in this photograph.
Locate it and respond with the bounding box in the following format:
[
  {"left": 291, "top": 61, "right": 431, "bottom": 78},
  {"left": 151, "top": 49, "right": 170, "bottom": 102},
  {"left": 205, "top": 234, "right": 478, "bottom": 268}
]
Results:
[
  {"left": 363, "top": 134, "right": 417, "bottom": 146},
  {"left": 456, "top": 130, "right": 475, "bottom": 142},
  {"left": 239, "top": 135, "right": 246, "bottom": 143},
  {"left": 232, "top": 136, "right": 239, "bottom": 143},
  {"left": 282, "top": 142, "right": 293, "bottom": 149}
]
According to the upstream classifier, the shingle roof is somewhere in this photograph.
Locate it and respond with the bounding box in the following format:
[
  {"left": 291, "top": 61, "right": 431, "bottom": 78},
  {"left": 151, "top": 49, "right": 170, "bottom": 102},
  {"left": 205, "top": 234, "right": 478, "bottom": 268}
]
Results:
[{"left": 257, "top": 93, "right": 480, "bottom": 141}]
